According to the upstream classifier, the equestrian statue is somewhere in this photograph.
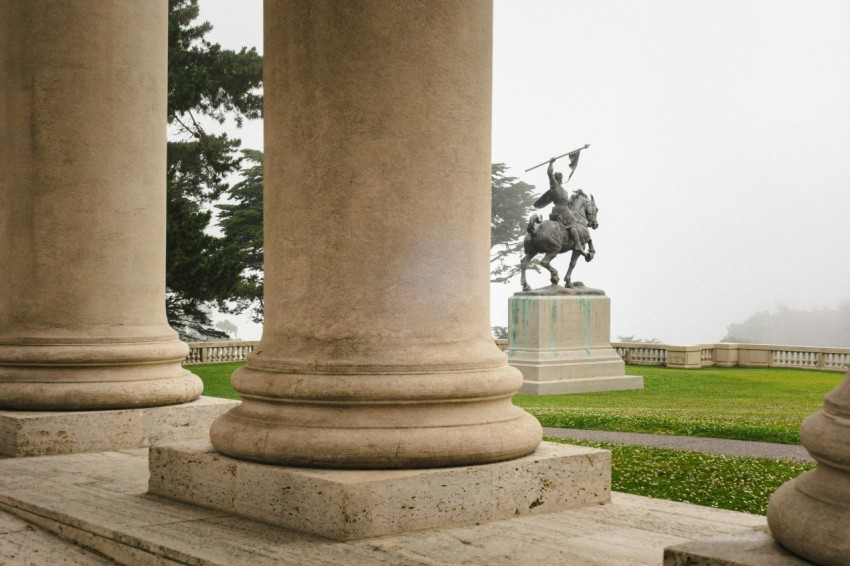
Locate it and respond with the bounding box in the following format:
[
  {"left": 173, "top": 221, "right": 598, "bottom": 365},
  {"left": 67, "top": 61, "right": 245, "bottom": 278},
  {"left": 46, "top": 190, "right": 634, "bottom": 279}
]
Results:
[{"left": 520, "top": 147, "right": 599, "bottom": 292}]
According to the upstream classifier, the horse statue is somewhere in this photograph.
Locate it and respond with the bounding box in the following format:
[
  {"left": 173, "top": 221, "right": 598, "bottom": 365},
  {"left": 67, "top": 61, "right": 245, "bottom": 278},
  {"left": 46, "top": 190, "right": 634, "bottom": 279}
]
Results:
[{"left": 520, "top": 191, "right": 599, "bottom": 291}]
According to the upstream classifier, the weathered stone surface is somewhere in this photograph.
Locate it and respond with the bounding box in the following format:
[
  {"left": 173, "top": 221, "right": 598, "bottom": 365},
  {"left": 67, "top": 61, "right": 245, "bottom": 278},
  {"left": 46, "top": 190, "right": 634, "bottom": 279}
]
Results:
[
  {"left": 0, "top": 0, "right": 201, "bottom": 410},
  {"left": 0, "top": 448, "right": 767, "bottom": 565},
  {"left": 0, "top": 397, "right": 238, "bottom": 457},
  {"left": 664, "top": 527, "right": 810, "bottom": 565},
  {"left": 209, "top": 0, "right": 541, "bottom": 469},
  {"left": 149, "top": 440, "right": 611, "bottom": 541},
  {"left": 507, "top": 294, "right": 642, "bottom": 394}
]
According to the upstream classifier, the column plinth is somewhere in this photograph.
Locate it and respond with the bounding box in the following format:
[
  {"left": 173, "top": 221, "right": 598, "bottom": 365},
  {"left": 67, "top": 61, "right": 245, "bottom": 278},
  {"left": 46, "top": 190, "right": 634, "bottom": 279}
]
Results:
[
  {"left": 0, "top": 1, "right": 201, "bottom": 410},
  {"left": 767, "top": 374, "right": 850, "bottom": 565},
  {"left": 209, "top": 0, "right": 541, "bottom": 469}
]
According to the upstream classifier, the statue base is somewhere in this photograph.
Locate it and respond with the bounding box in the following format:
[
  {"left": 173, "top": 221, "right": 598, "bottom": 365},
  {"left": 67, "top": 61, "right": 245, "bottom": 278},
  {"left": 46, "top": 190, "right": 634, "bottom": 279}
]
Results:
[{"left": 507, "top": 290, "right": 643, "bottom": 395}]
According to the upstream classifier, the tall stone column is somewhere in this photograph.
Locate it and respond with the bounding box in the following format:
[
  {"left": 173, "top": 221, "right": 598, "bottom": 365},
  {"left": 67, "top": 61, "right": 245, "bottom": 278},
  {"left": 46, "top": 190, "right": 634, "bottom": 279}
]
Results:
[
  {"left": 767, "top": 368, "right": 850, "bottom": 564},
  {"left": 210, "top": 0, "right": 542, "bottom": 468},
  {"left": 0, "top": 1, "right": 202, "bottom": 410}
]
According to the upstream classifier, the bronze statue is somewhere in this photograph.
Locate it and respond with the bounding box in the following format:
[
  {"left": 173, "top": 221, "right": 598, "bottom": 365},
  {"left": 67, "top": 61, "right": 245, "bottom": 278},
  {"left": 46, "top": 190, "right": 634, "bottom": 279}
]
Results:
[{"left": 520, "top": 153, "right": 598, "bottom": 291}]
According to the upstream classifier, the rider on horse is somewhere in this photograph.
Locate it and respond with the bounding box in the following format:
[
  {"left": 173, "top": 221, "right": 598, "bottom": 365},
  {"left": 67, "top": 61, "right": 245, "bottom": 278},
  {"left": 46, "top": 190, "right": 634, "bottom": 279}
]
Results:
[{"left": 541, "top": 157, "right": 583, "bottom": 254}]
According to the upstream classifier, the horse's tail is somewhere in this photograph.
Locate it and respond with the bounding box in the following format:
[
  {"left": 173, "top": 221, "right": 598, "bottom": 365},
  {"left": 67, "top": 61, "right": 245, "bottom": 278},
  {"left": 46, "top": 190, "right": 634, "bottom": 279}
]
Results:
[{"left": 526, "top": 213, "right": 542, "bottom": 234}]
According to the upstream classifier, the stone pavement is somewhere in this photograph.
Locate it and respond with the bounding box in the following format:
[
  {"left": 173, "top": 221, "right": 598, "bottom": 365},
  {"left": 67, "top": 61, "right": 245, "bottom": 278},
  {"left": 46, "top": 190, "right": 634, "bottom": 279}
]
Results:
[
  {"left": 0, "top": 444, "right": 772, "bottom": 566},
  {"left": 543, "top": 428, "right": 813, "bottom": 462}
]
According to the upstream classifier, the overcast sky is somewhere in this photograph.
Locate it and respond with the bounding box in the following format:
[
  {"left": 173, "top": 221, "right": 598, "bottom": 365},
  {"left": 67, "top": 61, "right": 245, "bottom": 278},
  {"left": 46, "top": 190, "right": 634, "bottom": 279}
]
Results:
[{"left": 200, "top": 0, "right": 850, "bottom": 345}]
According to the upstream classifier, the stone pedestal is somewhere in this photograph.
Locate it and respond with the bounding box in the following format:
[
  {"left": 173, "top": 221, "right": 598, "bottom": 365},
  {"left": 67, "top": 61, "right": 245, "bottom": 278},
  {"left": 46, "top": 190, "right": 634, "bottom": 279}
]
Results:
[
  {"left": 0, "top": 397, "right": 237, "bottom": 457},
  {"left": 0, "top": 1, "right": 201, "bottom": 411},
  {"left": 507, "top": 291, "right": 642, "bottom": 394},
  {"left": 149, "top": 440, "right": 610, "bottom": 541}
]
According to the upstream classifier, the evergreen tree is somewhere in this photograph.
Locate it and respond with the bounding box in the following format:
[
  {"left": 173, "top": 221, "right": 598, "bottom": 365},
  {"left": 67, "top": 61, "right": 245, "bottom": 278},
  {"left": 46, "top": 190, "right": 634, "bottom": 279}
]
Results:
[
  {"left": 166, "top": 0, "right": 262, "bottom": 340},
  {"left": 218, "top": 149, "right": 264, "bottom": 323},
  {"left": 490, "top": 163, "right": 537, "bottom": 283}
]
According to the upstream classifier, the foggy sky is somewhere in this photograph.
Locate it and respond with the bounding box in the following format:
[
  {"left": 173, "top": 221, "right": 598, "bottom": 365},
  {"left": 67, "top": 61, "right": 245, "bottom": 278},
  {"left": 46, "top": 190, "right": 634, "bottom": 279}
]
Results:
[{"left": 200, "top": 0, "right": 850, "bottom": 346}]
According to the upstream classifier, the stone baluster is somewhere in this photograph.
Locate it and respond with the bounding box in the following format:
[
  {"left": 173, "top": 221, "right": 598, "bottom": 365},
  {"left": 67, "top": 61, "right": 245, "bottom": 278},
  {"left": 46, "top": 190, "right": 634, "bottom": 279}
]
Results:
[
  {"left": 0, "top": 1, "right": 201, "bottom": 410},
  {"left": 209, "top": 0, "right": 541, "bottom": 468}
]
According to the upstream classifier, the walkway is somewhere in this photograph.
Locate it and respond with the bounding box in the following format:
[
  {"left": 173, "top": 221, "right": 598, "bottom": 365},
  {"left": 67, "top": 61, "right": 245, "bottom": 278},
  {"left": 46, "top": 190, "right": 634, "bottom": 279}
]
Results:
[{"left": 543, "top": 428, "right": 814, "bottom": 462}]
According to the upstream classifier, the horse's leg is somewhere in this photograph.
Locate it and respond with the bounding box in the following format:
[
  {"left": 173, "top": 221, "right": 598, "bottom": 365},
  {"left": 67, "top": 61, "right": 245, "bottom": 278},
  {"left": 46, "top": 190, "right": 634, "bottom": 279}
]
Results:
[
  {"left": 564, "top": 250, "right": 582, "bottom": 288},
  {"left": 540, "top": 251, "right": 560, "bottom": 285},
  {"left": 520, "top": 252, "right": 537, "bottom": 292},
  {"left": 585, "top": 238, "right": 595, "bottom": 262}
]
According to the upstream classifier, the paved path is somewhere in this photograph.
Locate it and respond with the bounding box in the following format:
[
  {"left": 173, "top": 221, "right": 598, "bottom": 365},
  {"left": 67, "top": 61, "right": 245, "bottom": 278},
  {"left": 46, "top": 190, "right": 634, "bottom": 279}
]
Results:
[{"left": 543, "top": 428, "right": 814, "bottom": 462}]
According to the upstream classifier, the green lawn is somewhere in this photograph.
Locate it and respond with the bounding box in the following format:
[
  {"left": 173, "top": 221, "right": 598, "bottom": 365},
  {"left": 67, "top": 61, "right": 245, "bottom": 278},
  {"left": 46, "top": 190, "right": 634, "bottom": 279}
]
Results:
[
  {"left": 547, "top": 436, "right": 813, "bottom": 515},
  {"left": 516, "top": 365, "right": 842, "bottom": 444},
  {"left": 191, "top": 362, "right": 242, "bottom": 399}
]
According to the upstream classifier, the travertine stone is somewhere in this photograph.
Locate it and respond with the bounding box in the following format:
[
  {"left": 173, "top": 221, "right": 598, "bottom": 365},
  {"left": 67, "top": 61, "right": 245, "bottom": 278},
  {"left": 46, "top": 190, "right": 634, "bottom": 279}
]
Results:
[
  {"left": 507, "top": 294, "right": 643, "bottom": 394},
  {"left": 664, "top": 527, "right": 810, "bottom": 565},
  {"left": 0, "top": 1, "right": 201, "bottom": 410},
  {"left": 0, "top": 447, "right": 765, "bottom": 565},
  {"left": 210, "top": 0, "right": 541, "bottom": 468},
  {"left": 0, "top": 397, "right": 238, "bottom": 457},
  {"left": 767, "top": 368, "right": 850, "bottom": 565},
  {"left": 149, "top": 440, "right": 611, "bottom": 541}
]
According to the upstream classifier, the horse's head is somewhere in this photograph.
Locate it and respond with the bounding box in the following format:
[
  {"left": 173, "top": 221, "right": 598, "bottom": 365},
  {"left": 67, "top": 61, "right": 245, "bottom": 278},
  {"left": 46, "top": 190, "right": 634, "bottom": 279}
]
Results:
[
  {"left": 586, "top": 194, "right": 599, "bottom": 229},
  {"left": 570, "top": 192, "right": 599, "bottom": 229}
]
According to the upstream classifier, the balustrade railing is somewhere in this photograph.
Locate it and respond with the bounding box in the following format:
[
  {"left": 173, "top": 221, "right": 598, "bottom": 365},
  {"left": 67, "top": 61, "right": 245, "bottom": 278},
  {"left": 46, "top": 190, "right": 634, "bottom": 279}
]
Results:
[
  {"left": 184, "top": 339, "right": 850, "bottom": 372},
  {"left": 611, "top": 342, "right": 849, "bottom": 372},
  {"left": 184, "top": 341, "right": 257, "bottom": 365}
]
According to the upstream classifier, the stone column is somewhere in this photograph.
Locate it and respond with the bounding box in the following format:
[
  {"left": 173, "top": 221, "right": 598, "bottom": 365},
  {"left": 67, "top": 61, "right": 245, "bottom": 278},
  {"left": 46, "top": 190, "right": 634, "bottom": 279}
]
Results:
[
  {"left": 767, "top": 368, "right": 850, "bottom": 564},
  {"left": 210, "top": 0, "right": 541, "bottom": 468},
  {"left": 0, "top": 1, "right": 202, "bottom": 410}
]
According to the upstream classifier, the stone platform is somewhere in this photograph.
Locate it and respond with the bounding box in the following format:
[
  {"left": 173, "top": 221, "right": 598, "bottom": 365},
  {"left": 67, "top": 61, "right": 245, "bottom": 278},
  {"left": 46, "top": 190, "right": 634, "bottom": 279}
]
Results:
[
  {"left": 149, "top": 440, "right": 611, "bottom": 540},
  {"left": 507, "top": 291, "right": 642, "bottom": 394},
  {"left": 664, "top": 527, "right": 811, "bottom": 565},
  {"left": 0, "top": 396, "right": 238, "bottom": 457},
  {"left": 0, "top": 446, "right": 766, "bottom": 565}
]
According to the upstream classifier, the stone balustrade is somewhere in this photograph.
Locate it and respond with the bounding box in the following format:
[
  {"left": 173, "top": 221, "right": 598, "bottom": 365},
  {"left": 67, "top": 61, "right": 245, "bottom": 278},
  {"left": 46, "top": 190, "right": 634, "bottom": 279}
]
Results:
[
  {"left": 187, "top": 340, "right": 849, "bottom": 372},
  {"left": 184, "top": 341, "right": 257, "bottom": 365},
  {"left": 612, "top": 342, "right": 850, "bottom": 372}
]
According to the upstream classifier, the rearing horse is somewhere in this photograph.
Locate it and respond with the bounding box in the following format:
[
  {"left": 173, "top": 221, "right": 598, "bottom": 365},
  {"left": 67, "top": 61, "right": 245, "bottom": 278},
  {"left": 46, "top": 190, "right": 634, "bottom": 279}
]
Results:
[{"left": 520, "top": 192, "right": 599, "bottom": 291}]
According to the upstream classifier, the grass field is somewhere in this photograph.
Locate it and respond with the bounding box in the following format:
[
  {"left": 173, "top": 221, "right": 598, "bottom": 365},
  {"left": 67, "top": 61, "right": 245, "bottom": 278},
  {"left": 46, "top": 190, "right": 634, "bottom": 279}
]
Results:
[
  {"left": 546, "top": 436, "right": 814, "bottom": 515},
  {"left": 192, "top": 362, "right": 242, "bottom": 399},
  {"left": 516, "top": 365, "right": 842, "bottom": 444}
]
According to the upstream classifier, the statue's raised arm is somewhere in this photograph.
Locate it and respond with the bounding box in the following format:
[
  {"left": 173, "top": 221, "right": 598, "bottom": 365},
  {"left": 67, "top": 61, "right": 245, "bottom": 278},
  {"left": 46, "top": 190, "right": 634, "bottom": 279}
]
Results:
[{"left": 547, "top": 158, "right": 556, "bottom": 186}]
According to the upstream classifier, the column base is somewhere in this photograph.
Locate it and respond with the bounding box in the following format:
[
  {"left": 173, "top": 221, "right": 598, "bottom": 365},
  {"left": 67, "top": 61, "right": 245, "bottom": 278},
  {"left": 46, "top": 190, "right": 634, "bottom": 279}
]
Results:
[
  {"left": 663, "top": 527, "right": 810, "bottom": 565},
  {"left": 0, "top": 397, "right": 238, "bottom": 457},
  {"left": 149, "top": 440, "right": 610, "bottom": 541},
  {"left": 0, "top": 339, "right": 203, "bottom": 410}
]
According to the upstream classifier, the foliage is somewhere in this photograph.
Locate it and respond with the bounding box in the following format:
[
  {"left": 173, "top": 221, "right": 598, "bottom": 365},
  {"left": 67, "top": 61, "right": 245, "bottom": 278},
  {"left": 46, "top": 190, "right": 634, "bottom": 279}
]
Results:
[
  {"left": 491, "top": 163, "right": 538, "bottom": 283},
  {"left": 492, "top": 326, "right": 509, "bottom": 339},
  {"left": 722, "top": 301, "right": 850, "bottom": 347},
  {"left": 547, "top": 437, "right": 814, "bottom": 515},
  {"left": 166, "top": 0, "right": 263, "bottom": 340},
  {"left": 217, "top": 149, "right": 264, "bottom": 323},
  {"left": 616, "top": 335, "right": 662, "bottom": 343},
  {"left": 515, "top": 365, "right": 842, "bottom": 444}
]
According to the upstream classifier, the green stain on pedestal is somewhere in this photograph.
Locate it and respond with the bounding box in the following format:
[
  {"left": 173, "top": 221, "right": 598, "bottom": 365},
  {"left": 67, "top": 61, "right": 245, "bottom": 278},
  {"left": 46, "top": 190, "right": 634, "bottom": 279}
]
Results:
[
  {"left": 580, "top": 297, "right": 592, "bottom": 356},
  {"left": 509, "top": 297, "right": 529, "bottom": 349},
  {"left": 550, "top": 298, "right": 559, "bottom": 350}
]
